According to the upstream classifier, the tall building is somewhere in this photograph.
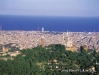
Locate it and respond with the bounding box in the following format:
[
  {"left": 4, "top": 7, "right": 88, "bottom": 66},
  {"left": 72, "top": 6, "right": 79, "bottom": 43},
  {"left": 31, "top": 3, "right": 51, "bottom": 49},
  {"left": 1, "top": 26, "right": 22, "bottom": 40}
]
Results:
[
  {"left": 63, "top": 31, "right": 78, "bottom": 52},
  {"left": 63, "top": 31, "right": 73, "bottom": 47},
  {"left": 41, "top": 36, "right": 45, "bottom": 47},
  {"left": 66, "top": 31, "right": 73, "bottom": 47},
  {"left": 2, "top": 45, "right": 8, "bottom": 53},
  {"left": 83, "top": 45, "right": 88, "bottom": 51},
  {"left": 42, "top": 27, "right": 44, "bottom": 32},
  {"left": 62, "top": 33, "right": 65, "bottom": 45}
]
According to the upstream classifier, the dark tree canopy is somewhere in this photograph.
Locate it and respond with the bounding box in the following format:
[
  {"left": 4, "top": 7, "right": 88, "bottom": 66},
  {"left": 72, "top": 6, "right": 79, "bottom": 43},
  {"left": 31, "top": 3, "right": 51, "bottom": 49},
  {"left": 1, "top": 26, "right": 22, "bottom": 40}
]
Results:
[{"left": 0, "top": 44, "right": 99, "bottom": 75}]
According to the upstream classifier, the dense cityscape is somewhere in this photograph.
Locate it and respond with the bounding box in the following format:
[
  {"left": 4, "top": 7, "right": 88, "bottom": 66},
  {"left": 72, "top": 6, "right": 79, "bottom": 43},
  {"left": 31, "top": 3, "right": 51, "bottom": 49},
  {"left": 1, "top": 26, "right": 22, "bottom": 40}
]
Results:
[{"left": 0, "top": 29, "right": 99, "bottom": 51}]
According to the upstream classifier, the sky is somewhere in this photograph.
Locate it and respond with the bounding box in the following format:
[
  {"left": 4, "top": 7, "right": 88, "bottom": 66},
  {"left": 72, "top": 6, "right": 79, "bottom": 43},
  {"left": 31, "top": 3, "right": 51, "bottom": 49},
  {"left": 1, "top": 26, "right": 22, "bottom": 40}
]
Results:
[{"left": 0, "top": 0, "right": 99, "bottom": 17}]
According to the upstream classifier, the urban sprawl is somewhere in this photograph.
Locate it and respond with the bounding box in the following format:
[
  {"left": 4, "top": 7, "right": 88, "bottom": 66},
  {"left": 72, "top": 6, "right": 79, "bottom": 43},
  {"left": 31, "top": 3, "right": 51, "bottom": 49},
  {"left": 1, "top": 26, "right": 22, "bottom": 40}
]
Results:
[{"left": 0, "top": 30, "right": 99, "bottom": 52}]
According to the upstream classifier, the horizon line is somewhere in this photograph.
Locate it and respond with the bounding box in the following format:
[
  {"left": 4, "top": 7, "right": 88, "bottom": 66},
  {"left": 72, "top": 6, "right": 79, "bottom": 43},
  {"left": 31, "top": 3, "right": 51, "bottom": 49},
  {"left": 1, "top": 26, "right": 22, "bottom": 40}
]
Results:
[{"left": 0, "top": 14, "right": 99, "bottom": 18}]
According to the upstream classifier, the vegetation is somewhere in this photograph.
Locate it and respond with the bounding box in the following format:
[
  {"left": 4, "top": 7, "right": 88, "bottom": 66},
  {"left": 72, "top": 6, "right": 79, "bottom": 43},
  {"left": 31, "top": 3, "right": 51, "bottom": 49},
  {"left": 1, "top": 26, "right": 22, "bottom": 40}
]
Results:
[{"left": 0, "top": 44, "right": 99, "bottom": 75}]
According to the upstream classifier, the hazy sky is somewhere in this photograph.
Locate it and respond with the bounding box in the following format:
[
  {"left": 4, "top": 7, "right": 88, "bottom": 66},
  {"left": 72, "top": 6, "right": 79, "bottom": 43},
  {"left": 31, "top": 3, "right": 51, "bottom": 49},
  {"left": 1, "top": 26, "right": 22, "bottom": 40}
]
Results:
[{"left": 0, "top": 0, "right": 99, "bottom": 17}]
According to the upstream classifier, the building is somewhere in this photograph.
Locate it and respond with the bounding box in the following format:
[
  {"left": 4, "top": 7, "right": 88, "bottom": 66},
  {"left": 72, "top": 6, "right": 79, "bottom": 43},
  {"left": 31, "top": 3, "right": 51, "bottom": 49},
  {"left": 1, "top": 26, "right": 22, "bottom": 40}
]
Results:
[
  {"left": 2, "top": 45, "right": 9, "bottom": 53},
  {"left": 63, "top": 31, "right": 73, "bottom": 47},
  {"left": 8, "top": 51, "right": 21, "bottom": 57},
  {"left": 83, "top": 45, "right": 88, "bottom": 51},
  {"left": 63, "top": 31, "right": 78, "bottom": 52},
  {"left": 41, "top": 36, "right": 45, "bottom": 47},
  {"left": 66, "top": 46, "right": 78, "bottom": 52},
  {"left": 42, "top": 27, "right": 44, "bottom": 32},
  {"left": 89, "top": 66, "right": 96, "bottom": 73}
]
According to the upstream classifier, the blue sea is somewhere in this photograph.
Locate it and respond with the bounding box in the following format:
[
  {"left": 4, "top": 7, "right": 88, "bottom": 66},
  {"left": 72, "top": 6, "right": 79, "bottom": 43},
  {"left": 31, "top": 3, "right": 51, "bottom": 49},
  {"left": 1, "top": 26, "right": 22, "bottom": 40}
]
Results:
[{"left": 0, "top": 15, "right": 99, "bottom": 32}]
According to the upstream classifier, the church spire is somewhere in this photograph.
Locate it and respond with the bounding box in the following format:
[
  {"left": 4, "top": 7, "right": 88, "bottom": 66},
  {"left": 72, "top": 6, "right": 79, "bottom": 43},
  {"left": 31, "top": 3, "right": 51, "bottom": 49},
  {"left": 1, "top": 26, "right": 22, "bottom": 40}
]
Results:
[{"left": 66, "top": 31, "right": 73, "bottom": 47}]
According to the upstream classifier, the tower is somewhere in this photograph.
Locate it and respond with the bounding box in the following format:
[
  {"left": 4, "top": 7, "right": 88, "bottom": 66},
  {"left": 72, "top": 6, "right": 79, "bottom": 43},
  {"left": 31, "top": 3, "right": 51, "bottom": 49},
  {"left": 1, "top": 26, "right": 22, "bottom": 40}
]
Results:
[
  {"left": 41, "top": 36, "right": 45, "bottom": 47},
  {"left": 2, "top": 45, "right": 8, "bottom": 53},
  {"left": 83, "top": 45, "right": 88, "bottom": 51},
  {"left": 66, "top": 31, "right": 73, "bottom": 47},
  {"left": 62, "top": 33, "right": 65, "bottom": 45},
  {"left": 63, "top": 31, "right": 73, "bottom": 47},
  {"left": 63, "top": 31, "right": 78, "bottom": 52},
  {"left": 42, "top": 27, "right": 44, "bottom": 32}
]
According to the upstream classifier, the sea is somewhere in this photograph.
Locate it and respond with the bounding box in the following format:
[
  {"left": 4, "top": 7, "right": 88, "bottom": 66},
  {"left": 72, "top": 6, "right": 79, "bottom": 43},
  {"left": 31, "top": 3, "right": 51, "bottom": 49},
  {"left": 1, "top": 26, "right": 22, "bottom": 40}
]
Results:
[{"left": 0, "top": 15, "right": 99, "bottom": 32}]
